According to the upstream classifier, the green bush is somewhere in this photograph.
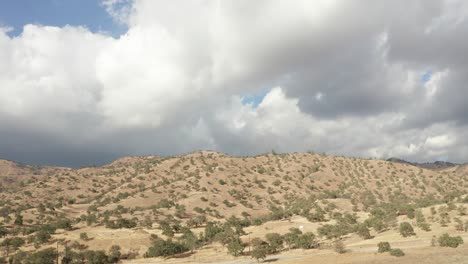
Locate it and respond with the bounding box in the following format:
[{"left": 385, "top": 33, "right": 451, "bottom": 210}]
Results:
[
  {"left": 398, "top": 222, "right": 415, "bottom": 237},
  {"left": 1, "top": 237, "right": 25, "bottom": 251},
  {"left": 389, "top": 248, "right": 405, "bottom": 257},
  {"left": 105, "top": 218, "right": 137, "bottom": 229},
  {"left": 80, "top": 232, "right": 89, "bottom": 241},
  {"left": 35, "top": 229, "right": 51, "bottom": 244},
  {"left": 0, "top": 226, "right": 8, "bottom": 237},
  {"left": 377, "top": 241, "right": 391, "bottom": 253},
  {"left": 227, "top": 238, "right": 245, "bottom": 257},
  {"left": 145, "top": 238, "right": 188, "bottom": 257},
  {"left": 356, "top": 224, "right": 372, "bottom": 239},
  {"left": 251, "top": 239, "right": 269, "bottom": 262},
  {"left": 265, "top": 233, "right": 283, "bottom": 253},
  {"left": 438, "top": 233, "right": 464, "bottom": 248},
  {"left": 107, "top": 245, "right": 121, "bottom": 263},
  {"left": 333, "top": 240, "right": 346, "bottom": 254},
  {"left": 297, "top": 232, "right": 318, "bottom": 249},
  {"left": 81, "top": 250, "right": 109, "bottom": 264},
  {"left": 26, "top": 248, "right": 58, "bottom": 264}
]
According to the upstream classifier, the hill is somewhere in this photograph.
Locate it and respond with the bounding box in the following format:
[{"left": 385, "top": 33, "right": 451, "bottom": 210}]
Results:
[
  {"left": 0, "top": 151, "right": 467, "bottom": 263},
  {"left": 386, "top": 157, "right": 459, "bottom": 170}
]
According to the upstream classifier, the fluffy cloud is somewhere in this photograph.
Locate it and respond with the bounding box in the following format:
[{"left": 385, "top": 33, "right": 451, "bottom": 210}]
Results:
[{"left": 1, "top": 0, "right": 468, "bottom": 166}]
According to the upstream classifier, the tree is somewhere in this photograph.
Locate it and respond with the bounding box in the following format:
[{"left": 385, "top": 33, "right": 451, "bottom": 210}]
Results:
[
  {"left": 180, "top": 229, "right": 200, "bottom": 253},
  {"left": 377, "top": 242, "right": 391, "bottom": 253},
  {"left": 0, "top": 226, "right": 8, "bottom": 238},
  {"left": 187, "top": 215, "right": 207, "bottom": 228},
  {"left": 204, "top": 222, "right": 223, "bottom": 242},
  {"left": 82, "top": 250, "right": 109, "bottom": 264},
  {"left": 356, "top": 224, "right": 372, "bottom": 239},
  {"left": 146, "top": 238, "right": 188, "bottom": 257},
  {"left": 61, "top": 246, "right": 73, "bottom": 264},
  {"left": 215, "top": 227, "right": 236, "bottom": 247},
  {"left": 80, "top": 232, "right": 90, "bottom": 241},
  {"left": 283, "top": 228, "right": 301, "bottom": 250},
  {"left": 251, "top": 240, "right": 268, "bottom": 263},
  {"left": 35, "top": 229, "right": 51, "bottom": 244},
  {"left": 227, "top": 238, "right": 245, "bottom": 257},
  {"left": 14, "top": 214, "right": 23, "bottom": 226},
  {"left": 297, "top": 232, "right": 317, "bottom": 249},
  {"left": 265, "top": 233, "right": 283, "bottom": 253},
  {"left": 438, "top": 233, "right": 464, "bottom": 248},
  {"left": 108, "top": 245, "right": 121, "bottom": 263},
  {"left": 25, "top": 248, "right": 58, "bottom": 264},
  {"left": 159, "top": 222, "right": 175, "bottom": 238},
  {"left": 143, "top": 216, "right": 153, "bottom": 228},
  {"left": 1, "top": 237, "right": 25, "bottom": 252},
  {"left": 7, "top": 250, "right": 27, "bottom": 264},
  {"left": 398, "top": 222, "right": 415, "bottom": 237}
]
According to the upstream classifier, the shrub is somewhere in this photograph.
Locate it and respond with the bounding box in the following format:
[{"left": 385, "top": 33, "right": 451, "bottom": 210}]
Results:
[
  {"left": 81, "top": 250, "right": 109, "bottom": 264},
  {"left": 297, "top": 232, "right": 318, "bottom": 249},
  {"left": 227, "top": 238, "right": 245, "bottom": 257},
  {"left": 180, "top": 229, "right": 201, "bottom": 252},
  {"left": 1, "top": 237, "right": 25, "bottom": 251},
  {"left": 14, "top": 214, "right": 23, "bottom": 226},
  {"left": 283, "top": 231, "right": 300, "bottom": 250},
  {"left": 265, "top": 233, "right": 283, "bottom": 253},
  {"left": 356, "top": 224, "right": 372, "bottom": 239},
  {"left": 0, "top": 226, "right": 8, "bottom": 237},
  {"left": 108, "top": 245, "right": 121, "bottom": 263},
  {"left": 398, "top": 222, "right": 415, "bottom": 237},
  {"left": 145, "top": 238, "right": 188, "bottom": 257},
  {"left": 389, "top": 248, "right": 405, "bottom": 257},
  {"left": 35, "top": 229, "right": 52, "bottom": 244},
  {"left": 7, "top": 251, "right": 28, "bottom": 264},
  {"left": 251, "top": 239, "right": 268, "bottom": 262},
  {"left": 80, "top": 232, "right": 89, "bottom": 241},
  {"left": 333, "top": 240, "right": 346, "bottom": 254},
  {"left": 105, "top": 218, "right": 137, "bottom": 229},
  {"left": 377, "top": 242, "right": 391, "bottom": 253},
  {"left": 26, "top": 248, "right": 58, "bottom": 264},
  {"left": 204, "top": 222, "right": 223, "bottom": 242},
  {"left": 438, "top": 233, "right": 464, "bottom": 248}
]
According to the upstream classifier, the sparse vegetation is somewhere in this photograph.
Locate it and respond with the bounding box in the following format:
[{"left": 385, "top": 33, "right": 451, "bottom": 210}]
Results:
[
  {"left": 437, "top": 233, "right": 464, "bottom": 248},
  {"left": 0, "top": 152, "right": 466, "bottom": 263},
  {"left": 377, "top": 242, "right": 391, "bottom": 253},
  {"left": 399, "top": 222, "right": 416, "bottom": 237},
  {"left": 389, "top": 248, "right": 405, "bottom": 257}
]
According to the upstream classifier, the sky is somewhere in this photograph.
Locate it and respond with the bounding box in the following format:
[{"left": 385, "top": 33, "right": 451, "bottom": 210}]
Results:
[{"left": 1, "top": 0, "right": 468, "bottom": 167}]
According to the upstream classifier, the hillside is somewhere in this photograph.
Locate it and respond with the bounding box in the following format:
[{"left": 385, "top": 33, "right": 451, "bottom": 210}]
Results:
[{"left": 0, "top": 152, "right": 467, "bottom": 263}]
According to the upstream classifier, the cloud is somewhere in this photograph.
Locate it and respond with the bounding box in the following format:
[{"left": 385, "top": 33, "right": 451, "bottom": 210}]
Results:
[
  {"left": 1, "top": 0, "right": 468, "bottom": 166},
  {"left": 101, "top": 0, "right": 133, "bottom": 25}
]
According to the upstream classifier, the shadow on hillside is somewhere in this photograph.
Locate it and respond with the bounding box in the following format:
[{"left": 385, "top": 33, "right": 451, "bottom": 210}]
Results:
[{"left": 264, "top": 258, "right": 279, "bottom": 263}]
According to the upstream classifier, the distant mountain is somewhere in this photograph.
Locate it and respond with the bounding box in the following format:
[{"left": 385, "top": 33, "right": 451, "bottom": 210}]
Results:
[{"left": 386, "top": 157, "right": 458, "bottom": 170}]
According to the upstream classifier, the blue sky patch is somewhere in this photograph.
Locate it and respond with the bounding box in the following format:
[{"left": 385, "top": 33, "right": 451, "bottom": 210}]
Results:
[
  {"left": 0, "top": 0, "right": 127, "bottom": 37},
  {"left": 421, "top": 70, "right": 432, "bottom": 84},
  {"left": 241, "top": 89, "right": 269, "bottom": 109}
]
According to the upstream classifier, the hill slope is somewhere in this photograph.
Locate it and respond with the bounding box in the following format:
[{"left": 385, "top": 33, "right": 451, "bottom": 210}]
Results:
[{"left": 0, "top": 152, "right": 467, "bottom": 263}]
